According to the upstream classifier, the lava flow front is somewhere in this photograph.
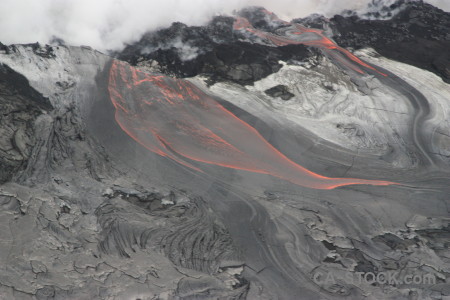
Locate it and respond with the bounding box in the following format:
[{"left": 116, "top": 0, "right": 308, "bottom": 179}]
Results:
[{"left": 108, "top": 60, "right": 395, "bottom": 189}]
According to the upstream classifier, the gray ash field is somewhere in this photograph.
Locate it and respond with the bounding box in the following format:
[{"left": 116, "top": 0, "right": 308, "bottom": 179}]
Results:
[{"left": 0, "top": 2, "right": 449, "bottom": 299}]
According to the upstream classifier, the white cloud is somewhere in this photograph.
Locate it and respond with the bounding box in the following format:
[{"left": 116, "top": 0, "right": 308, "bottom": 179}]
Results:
[{"left": 0, "top": 0, "right": 447, "bottom": 51}]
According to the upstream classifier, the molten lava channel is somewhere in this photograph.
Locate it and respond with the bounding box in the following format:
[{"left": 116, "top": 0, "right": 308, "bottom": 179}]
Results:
[
  {"left": 108, "top": 60, "right": 395, "bottom": 189},
  {"left": 233, "top": 14, "right": 387, "bottom": 77}
]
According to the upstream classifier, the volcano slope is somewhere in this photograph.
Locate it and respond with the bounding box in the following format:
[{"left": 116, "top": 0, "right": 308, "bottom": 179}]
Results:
[{"left": 0, "top": 4, "right": 450, "bottom": 300}]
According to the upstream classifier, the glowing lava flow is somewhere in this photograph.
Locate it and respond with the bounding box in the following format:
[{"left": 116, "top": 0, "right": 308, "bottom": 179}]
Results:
[
  {"left": 233, "top": 16, "right": 387, "bottom": 77},
  {"left": 108, "top": 60, "right": 395, "bottom": 189}
]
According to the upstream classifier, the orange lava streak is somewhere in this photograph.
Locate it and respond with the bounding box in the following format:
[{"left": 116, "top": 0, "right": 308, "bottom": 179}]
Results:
[
  {"left": 233, "top": 16, "right": 387, "bottom": 77},
  {"left": 108, "top": 60, "right": 396, "bottom": 189}
]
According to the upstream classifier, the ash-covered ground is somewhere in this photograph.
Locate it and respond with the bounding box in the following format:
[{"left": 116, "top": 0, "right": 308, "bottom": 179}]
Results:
[{"left": 0, "top": 2, "right": 449, "bottom": 299}]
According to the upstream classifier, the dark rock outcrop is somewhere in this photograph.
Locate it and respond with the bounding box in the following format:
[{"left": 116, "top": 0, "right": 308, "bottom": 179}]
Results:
[
  {"left": 329, "top": 0, "right": 450, "bottom": 83},
  {"left": 0, "top": 64, "right": 52, "bottom": 183},
  {"left": 264, "top": 84, "right": 295, "bottom": 100},
  {"left": 118, "top": 16, "right": 313, "bottom": 85},
  {"left": 119, "top": 1, "right": 450, "bottom": 85}
]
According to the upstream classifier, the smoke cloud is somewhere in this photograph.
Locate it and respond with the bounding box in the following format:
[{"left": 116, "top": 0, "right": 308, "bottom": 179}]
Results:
[{"left": 0, "top": 0, "right": 448, "bottom": 51}]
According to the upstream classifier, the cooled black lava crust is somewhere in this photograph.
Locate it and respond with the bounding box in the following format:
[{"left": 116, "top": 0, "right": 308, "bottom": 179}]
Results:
[
  {"left": 118, "top": 16, "right": 314, "bottom": 85},
  {"left": 330, "top": 0, "right": 450, "bottom": 83},
  {"left": 119, "top": 2, "right": 450, "bottom": 84}
]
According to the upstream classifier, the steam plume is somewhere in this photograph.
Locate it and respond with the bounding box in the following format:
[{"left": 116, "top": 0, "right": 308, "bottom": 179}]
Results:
[{"left": 0, "top": 0, "right": 448, "bottom": 51}]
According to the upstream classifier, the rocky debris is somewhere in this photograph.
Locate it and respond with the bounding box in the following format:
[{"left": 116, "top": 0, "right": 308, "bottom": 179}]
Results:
[
  {"left": 343, "top": 0, "right": 410, "bottom": 20},
  {"left": 0, "top": 64, "right": 52, "bottom": 183},
  {"left": 372, "top": 232, "right": 417, "bottom": 250},
  {"left": 0, "top": 42, "right": 8, "bottom": 54},
  {"left": 29, "top": 43, "right": 57, "bottom": 59},
  {"left": 278, "top": 190, "right": 450, "bottom": 299},
  {"left": 314, "top": 226, "right": 449, "bottom": 293},
  {"left": 118, "top": 15, "right": 314, "bottom": 85},
  {"left": 119, "top": 1, "right": 450, "bottom": 86},
  {"left": 292, "top": 14, "right": 332, "bottom": 31},
  {"left": 236, "top": 6, "right": 287, "bottom": 31},
  {"left": 328, "top": 0, "right": 450, "bottom": 83},
  {"left": 55, "top": 80, "right": 75, "bottom": 91},
  {"left": 264, "top": 84, "right": 295, "bottom": 100},
  {"left": 416, "top": 225, "right": 450, "bottom": 264}
]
